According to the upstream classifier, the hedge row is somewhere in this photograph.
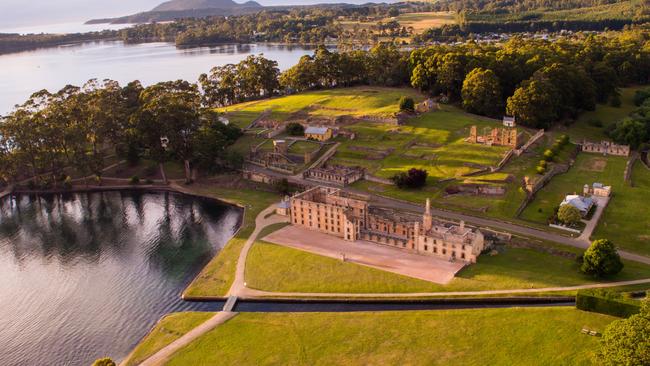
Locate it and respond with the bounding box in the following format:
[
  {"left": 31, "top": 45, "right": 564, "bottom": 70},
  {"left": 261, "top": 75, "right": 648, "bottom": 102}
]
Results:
[{"left": 576, "top": 290, "right": 641, "bottom": 318}]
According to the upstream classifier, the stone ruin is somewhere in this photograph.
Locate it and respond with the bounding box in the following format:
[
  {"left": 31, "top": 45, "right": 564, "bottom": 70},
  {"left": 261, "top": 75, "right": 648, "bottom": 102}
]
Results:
[
  {"left": 581, "top": 140, "right": 630, "bottom": 157},
  {"left": 467, "top": 126, "right": 520, "bottom": 148}
]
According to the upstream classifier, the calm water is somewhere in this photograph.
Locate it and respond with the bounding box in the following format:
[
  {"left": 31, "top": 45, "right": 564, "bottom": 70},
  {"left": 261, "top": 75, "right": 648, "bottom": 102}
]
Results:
[
  {"left": 0, "top": 191, "right": 241, "bottom": 366},
  {"left": 0, "top": 41, "right": 329, "bottom": 115}
]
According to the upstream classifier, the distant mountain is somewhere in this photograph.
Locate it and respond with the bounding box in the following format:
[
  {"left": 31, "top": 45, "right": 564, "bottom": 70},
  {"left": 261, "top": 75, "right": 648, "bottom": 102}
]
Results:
[
  {"left": 152, "top": 0, "right": 261, "bottom": 12},
  {"left": 86, "top": 0, "right": 263, "bottom": 24}
]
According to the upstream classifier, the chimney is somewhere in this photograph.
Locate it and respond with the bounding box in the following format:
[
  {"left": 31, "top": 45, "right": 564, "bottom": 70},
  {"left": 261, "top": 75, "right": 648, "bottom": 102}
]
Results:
[
  {"left": 459, "top": 220, "right": 465, "bottom": 231},
  {"left": 425, "top": 198, "right": 431, "bottom": 215}
]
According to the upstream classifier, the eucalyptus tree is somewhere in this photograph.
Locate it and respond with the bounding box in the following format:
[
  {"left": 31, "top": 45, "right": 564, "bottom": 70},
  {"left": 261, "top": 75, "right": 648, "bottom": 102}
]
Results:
[{"left": 134, "top": 80, "right": 202, "bottom": 184}]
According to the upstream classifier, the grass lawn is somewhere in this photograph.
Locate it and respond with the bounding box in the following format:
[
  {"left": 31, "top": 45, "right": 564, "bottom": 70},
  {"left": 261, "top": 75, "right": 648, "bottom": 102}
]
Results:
[
  {"left": 566, "top": 85, "right": 645, "bottom": 142},
  {"left": 520, "top": 153, "right": 650, "bottom": 255},
  {"left": 521, "top": 154, "right": 625, "bottom": 224},
  {"left": 122, "top": 312, "right": 213, "bottom": 366},
  {"left": 182, "top": 186, "right": 279, "bottom": 297},
  {"left": 219, "top": 86, "right": 424, "bottom": 126},
  {"left": 288, "top": 140, "right": 321, "bottom": 155},
  {"left": 331, "top": 105, "right": 513, "bottom": 181},
  {"left": 165, "top": 307, "right": 615, "bottom": 365},
  {"left": 592, "top": 160, "right": 650, "bottom": 255},
  {"left": 350, "top": 132, "right": 571, "bottom": 222},
  {"left": 245, "top": 241, "right": 650, "bottom": 293}
]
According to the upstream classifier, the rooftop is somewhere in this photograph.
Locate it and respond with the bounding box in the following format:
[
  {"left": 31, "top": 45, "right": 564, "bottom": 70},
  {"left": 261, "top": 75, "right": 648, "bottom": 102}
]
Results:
[{"left": 304, "top": 126, "right": 330, "bottom": 135}]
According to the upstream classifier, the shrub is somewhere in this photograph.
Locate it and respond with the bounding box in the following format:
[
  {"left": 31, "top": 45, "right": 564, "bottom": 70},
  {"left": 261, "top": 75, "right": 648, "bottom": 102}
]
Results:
[
  {"left": 391, "top": 168, "right": 428, "bottom": 189},
  {"left": 597, "top": 298, "right": 649, "bottom": 366},
  {"left": 92, "top": 358, "right": 116, "bottom": 366},
  {"left": 610, "top": 94, "right": 622, "bottom": 107},
  {"left": 576, "top": 290, "right": 641, "bottom": 318},
  {"left": 543, "top": 149, "right": 555, "bottom": 161},
  {"left": 557, "top": 204, "right": 582, "bottom": 226},
  {"left": 275, "top": 178, "right": 292, "bottom": 195},
  {"left": 536, "top": 165, "right": 546, "bottom": 174},
  {"left": 129, "top": 175, "right": 140, "bottom": 185},
  {"left": 398, "top": 96, "right": 415, "bottom": 112},
  {"left": 587, "top": 118, "right": 604, "bottom": 127},
  {"left": 286, "top": 122, "right": 305, "bottom": 136},
  {"left": 538, "top": 160, "right": 547, "bottom": 168},
  {"left": 581, "top": 239, "right": 624, "bottom": 277},
  {"left": 633, "top": 88, "right": 650, "bottom": 106}
]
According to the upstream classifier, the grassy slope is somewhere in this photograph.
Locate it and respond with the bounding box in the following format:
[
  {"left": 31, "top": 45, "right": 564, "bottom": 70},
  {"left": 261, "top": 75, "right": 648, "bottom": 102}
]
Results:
[
  {"left": 166, "top": 307, "right": 615, "bottom": 366},
  {"left": 566, "top": 86, "right": 643, "bottom": 142},
  {"left": 220, "top": 86, "right": 424, "bottom": 128},
  {"left": 332, "top": 105, "right": 511, "bottom": 180},
  {"left": 245, "top": 241, "right": 650, "bottom": 293},
  {"left": 122, "top": 312, "right": 213, "bottom": 366},
  {"left": 182, "top": 186, "right": 279, "bottom": 297}
]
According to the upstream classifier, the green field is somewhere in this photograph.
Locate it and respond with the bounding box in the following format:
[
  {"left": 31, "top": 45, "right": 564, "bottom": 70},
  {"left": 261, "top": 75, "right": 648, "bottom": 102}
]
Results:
[
  {"left": 331, "top": 105, "right": 515, "bottom": 181},
  {"left": 521, "top": 153, "right": 650, "bottom": 255},
  {"left": 395, "top": 11, "right": 456, "bottom": 32},
  {"left": 245, "top": 240, "right": 650, "bottom": 293},
  {"left": 350, "top": 132, "right": 573, "bottom": 221},
  {"left": 220, "top": 86, "right": 424, "bottom": 128},
  {"left": 123, "top": 312, "right": 213, "bottom": 366},
  {"left": 567, "top": 86, "right": 645, "bottom": 142},
  {"left": 165, "top": 307, "right": 615, "bottom": 365},
  {"left": 288, "top": 140, "right": 321, "bottom": 155},
  {"left": 593, "top": 160, "right": 650, "bottom": 255},
  {"left": 182, "top": 186, "right": 279, "bottom": 297}
]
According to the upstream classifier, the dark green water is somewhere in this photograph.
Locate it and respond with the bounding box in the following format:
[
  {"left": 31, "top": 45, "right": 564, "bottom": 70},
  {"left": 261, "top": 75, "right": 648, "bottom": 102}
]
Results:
[{"left": 0, "top": 191, "right": 241, "bottom": 366}]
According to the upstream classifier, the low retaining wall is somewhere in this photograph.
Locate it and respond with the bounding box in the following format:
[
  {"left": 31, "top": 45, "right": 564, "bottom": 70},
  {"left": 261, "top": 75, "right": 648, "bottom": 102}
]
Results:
[
  {"left": 365, "top": 173, "right": 395, "bottom": 185},
  {"left": 549, "top": 224, "right": 582, "bottom": 234}
]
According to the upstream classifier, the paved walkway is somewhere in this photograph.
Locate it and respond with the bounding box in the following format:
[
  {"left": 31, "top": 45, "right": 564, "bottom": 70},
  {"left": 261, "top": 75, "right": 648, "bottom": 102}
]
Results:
[
  {"left": 228, "top": 205, "right": 289, "bottom": 296},
  {"left": 239, "top": 278, "right": 650, "bottom": 299},
  {"left": 263, "top": 225, "right": 465, "bottom": 284},
  {"left": 578, "top": 196, "right": 610, "bottom": 243},
  {"left": 135, "top": 311, "right": 238, "bottom": 366}
]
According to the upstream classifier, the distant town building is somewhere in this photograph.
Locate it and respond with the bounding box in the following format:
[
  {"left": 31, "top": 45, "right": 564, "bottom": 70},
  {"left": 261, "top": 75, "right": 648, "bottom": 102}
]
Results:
[
  {"left": 584, "top": 182, "right": 612, "bottom": 197},
  {"left": 581, "top": 140, "right": 630, "bottom": 157},
  {"left": 289, "top": 187, "right": 486, "bottom": 263},
  {"left": 304, "top": 126, "right": 333, "bottom": 141},
  {"left": 561, "top": 194, "right": 594, "bottom": 215},
  {"left": 303, "top": 165, "right": 365, "bottom": 187},
  {"left": 502, "top": 116, "right": 516, "bottom": 127}
]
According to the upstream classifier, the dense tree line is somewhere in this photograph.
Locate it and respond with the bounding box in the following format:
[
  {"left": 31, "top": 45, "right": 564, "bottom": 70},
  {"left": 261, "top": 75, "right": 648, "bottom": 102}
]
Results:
[
  {"left": 0, "top": 79, "right": 241, "bottom": 187},
  {"left": 410, "top": 26, "right": 650, "bottom": 128},
  {"left": 0, "top": 31, "right": 118, "bottom": 55},
  {"left": 119, "top": 5, "right": 423, "bottom": 46},
  {"left": 605, "top": 86, "right": 650, "bottom": 148}
]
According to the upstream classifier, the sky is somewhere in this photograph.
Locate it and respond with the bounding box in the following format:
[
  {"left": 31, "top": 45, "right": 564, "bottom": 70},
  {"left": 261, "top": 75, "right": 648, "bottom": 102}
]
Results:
[{"left": 0, "top": 0, "right": 395, "bottom": 28}]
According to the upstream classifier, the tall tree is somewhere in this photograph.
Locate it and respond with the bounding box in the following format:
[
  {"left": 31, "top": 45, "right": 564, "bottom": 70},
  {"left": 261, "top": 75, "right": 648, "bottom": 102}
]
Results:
[{"left": 461, "top": 67, "right": 503, "bottom": 117}]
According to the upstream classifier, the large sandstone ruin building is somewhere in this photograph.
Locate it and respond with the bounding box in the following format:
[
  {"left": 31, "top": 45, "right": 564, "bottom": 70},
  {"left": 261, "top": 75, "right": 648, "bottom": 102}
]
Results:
[
  {"left": 289, "top": 187, "right": 486, "bottom": 263},
  {"left": 467, "top": 126, "right": 521, "bottom": 148},
  {"left": 581, "top": 140, "right": 630, "bottom": 157}
]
